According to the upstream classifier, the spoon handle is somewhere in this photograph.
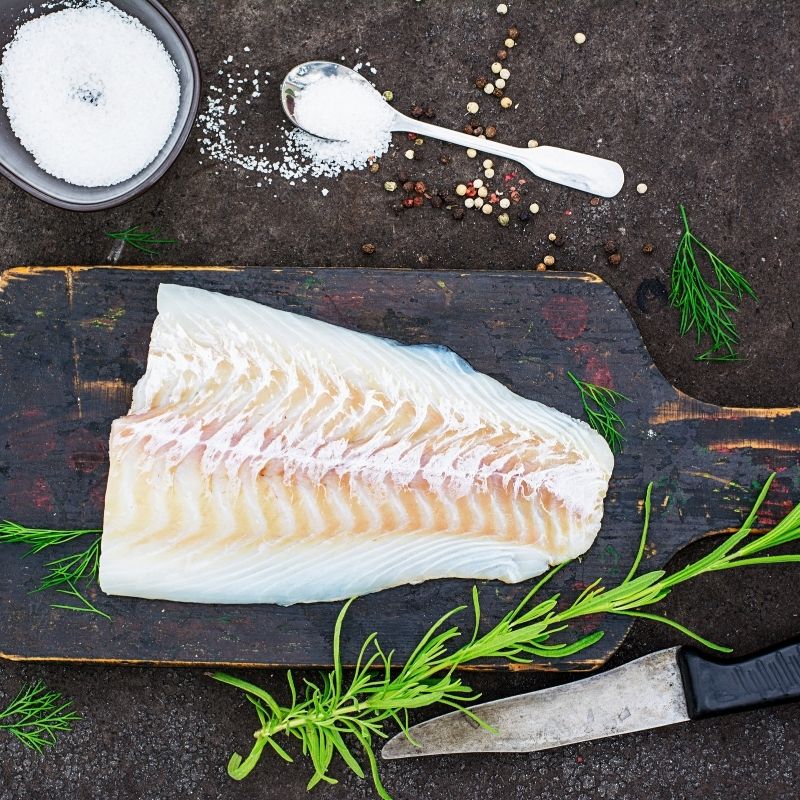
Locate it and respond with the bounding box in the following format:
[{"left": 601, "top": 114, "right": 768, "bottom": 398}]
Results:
[{"left": 394, "top": 116, "right": 624, "bottom": 198}]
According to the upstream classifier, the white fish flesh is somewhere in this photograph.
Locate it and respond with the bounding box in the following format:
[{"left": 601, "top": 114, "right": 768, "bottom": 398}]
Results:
[{"left": 98, "top": 284, "right": 614, "bottom": 605}]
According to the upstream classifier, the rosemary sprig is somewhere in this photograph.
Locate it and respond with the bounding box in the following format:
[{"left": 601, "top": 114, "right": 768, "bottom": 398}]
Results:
[
  {"left": 0, "top": 680, "right": 80, "bottom": 752},
  {"left": 213, "top": 473, "right": 800, "bottom": 798},
  {"left": 669, "top": 205, "right": 758, "bottom": 361},
  {"left": 105, "top": 225, "right": 175, "bottom": 255},
  {"left": 0, "top": 522, "right": 107, "bottom": 618},
  {"left": 567, "top": 370, "right": 630, "bottom": 452}
]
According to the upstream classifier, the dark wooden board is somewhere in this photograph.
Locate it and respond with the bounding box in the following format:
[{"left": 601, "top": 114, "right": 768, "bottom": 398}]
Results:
[{"left": 0, "top": 267, "right": 798, "bottom": 671}]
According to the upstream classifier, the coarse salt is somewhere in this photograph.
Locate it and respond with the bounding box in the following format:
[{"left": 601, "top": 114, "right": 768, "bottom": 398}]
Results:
[
  {"left": 0, "top": 2, "right": 180, "bottom": 187},
  {"left": 196, "top": 55, "right": 395, "bottom": 188}
]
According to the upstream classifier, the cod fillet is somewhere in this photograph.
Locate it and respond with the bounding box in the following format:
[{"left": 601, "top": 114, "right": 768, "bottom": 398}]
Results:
[{"left": 98, "top": 284, "right": 614, "bottom": 605}]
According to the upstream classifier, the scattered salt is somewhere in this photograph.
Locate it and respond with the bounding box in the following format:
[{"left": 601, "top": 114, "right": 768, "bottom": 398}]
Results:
[
  {"left": 0, "top": 1, "right": 179, "bottom": 187},
  {"left": 195, "top": 53, "right": 393, "bottom": 190}
]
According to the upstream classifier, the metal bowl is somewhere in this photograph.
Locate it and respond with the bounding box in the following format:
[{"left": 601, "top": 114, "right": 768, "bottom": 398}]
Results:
[{"left": 0, "top": 0, "right": 200, "bottom": 211}]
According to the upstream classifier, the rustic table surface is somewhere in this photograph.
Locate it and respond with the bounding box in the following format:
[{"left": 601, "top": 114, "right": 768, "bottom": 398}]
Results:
[{"left": 1, "top": 2, "right": 798, "bottom": 799}]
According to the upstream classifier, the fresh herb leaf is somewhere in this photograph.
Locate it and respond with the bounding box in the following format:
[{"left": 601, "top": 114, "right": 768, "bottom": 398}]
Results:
[
  {"left": 669, "top": 205, "right": 758, "bottom": 361},
  {"left": 0, "top": 522, "right": 107, "bottom": 619},
  {"left": 213, "top": 473, "right": 800, "bottom": 797},
  {"left": 0, "top": 680, "right": 80, "bottom": 752},
  {"left": 105, "top": 225, "right": 175, "bottom": 255},
  {"left": 567, "top": 370, "right": 629, "bottom": 452}
]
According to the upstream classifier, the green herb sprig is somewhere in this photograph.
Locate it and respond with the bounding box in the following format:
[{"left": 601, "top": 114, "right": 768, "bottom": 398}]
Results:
[
  {"left": 670, "top": 205, "right": 758, "bottom": 361},
  {"left": 213, "top": 473, "right": 800, "bottom": 799},
  {"left": 105, "top": 225, "right": 175, "bottom": 255},
  {"left": 567, "top": 371, "right": 630, "bottom": 452},
  {"left": 0, "top": 522, "right": 107, "bottom": 619},
  {"left": 0, "top": 680, "right": 80, "bottom": 752}
]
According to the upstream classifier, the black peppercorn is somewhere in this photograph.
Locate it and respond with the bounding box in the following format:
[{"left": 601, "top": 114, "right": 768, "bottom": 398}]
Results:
[
  {"left": 517, "top": 211, "right": 530, "bottom": 224},
  {"left": 452, "top": 207, "right": 465, "bottom": 220},
  {"left": 472, "top": 125, "right": 484, "bottom": 136},
  {"left": 603, "top": 239, "right": 618, "bottom": 255},
  {"left": 361, "top": 243, "right": 376, "bottom": 255},
  {"left": 608, "top": 253, "right": 622, "bottom": 267},
  {"left": 497, "top": 49, "right": 508, "bottom": 60},
  {"left": 396, "top": 169, "right": 410, "bottom": 183},
  {"left": 424, "top": 105, "right": 435, "bottom": 119},
  {"left": 508, "top": 26, "right": 519, "bottom": 40},
  {"left": 438, "top": 153, "right": 451, "bottom": 165},
  {"left": 475, "top": 76, "right": 488, "bottom": 89},
  {"left": 493, "top": 87, "right": 504, "bottom": 98},
  {"left": 485, "top": 125, "right": 497, "bottom": 139},
  {"left": 553, "top": 234, "right": 566, "bottom": 247},
  {"left": 430, "top": 195, "right": 444, "bottom": 209},
  {"left": 642, "top": 243, "right": 655, "bottom": 254},
  {"left": 402, "top": 181, "right": 415, "bottom": 193},
  {"left": 410, "top": 104, "right": 424, "bottom": 119}
]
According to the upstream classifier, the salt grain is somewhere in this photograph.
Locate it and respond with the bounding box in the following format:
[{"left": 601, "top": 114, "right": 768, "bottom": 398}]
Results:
[{"left": 0, "top": 2, "right": 179, "bottom": 187}]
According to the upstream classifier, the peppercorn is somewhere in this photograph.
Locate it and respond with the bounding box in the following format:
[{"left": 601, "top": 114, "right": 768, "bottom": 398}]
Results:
[
  {"left": 397, "top": 169, "right": 410, "bottom": 183},
  {"left": 483, "top": 82, "right": 495, "bottom": 95},
  {"left": 500, "top": 96, "right": 513, "bottom": 108},
  {"left": 472, "top": 125, "right": 484, "bottom": 136},
  {"left": 491, "top": 62, "right": 502, "bottom": 75},
  {"left": 496, "top": 49, "right": 508, "bottom": 61},
  {"left": 499, "top": 197, "right": 511, "bottom": 209},
  {"left": 402, "top": 197, "right": 415, "bottom": 208},
  {"left": 508, "top": 25, "right": 519, "bottom": 40},
  {"left": 603, "top": 239, "right": 618, "bottom": 255},
  {"left": 383, "top": 180, "right": 397, "bottom": 192},
  {"left": 589, "top": 196, "right": 601, "bottom": 207},
  {"left": 608, "top": 253, "right": 622, "bottom": 266},
  {"left": 548, "top": 232, "right": 557, "bottom": 242},
  {"left": 499, "top": 68, "right": 511, "bottom": 81},
  {"left": 424, "top": 106, "right": 435, "bottom": 119},
  {"left": 438, "top": 153, "right": 451, "bottom": 165},
  {"left": 485, "top": 125, "right": 497, "bottom": 139},
  {"left": 361, "top": 243, "right": 376, "bottom": 255},
  {"left": 382, "top": 90, "right": 394, "bottom": 102},
  {"left": 543, "top": 255, "right": 555, "bottom": 267},
  {"left": 444, "top": 195, "right": 460, "bottom": 206},
  {"left": 529, "top": 203, "right": 540, "bottom": 214},
  {"left": 455, "top": 184, "right": 467, "bottom": 197},
  {"left": 452, "top": 207, "right": 465, "bottom": 220},
  {"left": 368, "top": 162, "right": 380, "bottom": 173},
  {"left": 517, "top": 211, "right": 530, "bottom": 224},
  {"left": 406, "top": 132, "right": 418, "bottom": 141},
  {"left": 553, "top": 235, "right": 566, "bottom": 247},
  {"left": 504, "top": 37, "right": 515, "bottom": 48},
  {"left": 475, "top": 76, "right": 488, "bottom": 89},
  {"left": 494, "top": 79, "right": 506, "bottom": 90},
  {"left": 466, "top": 148, "right": 477, "bottom": 158},
  {"left": 642, "top": 243, "right": 655, "bottom": 254},
  {"left": 464, "top": 123, "right": 475, "bottom": 135},
  {"left": 465, "top": 185, "right": 477, "bottom": 197},
  {"left": 466, "top": 101, "right": 480, "bottom": 114},
  {"left": 412, "top": 195, "right": 424, "bottom": 207},
  {"left": 498, "top": 212, "right": 510, "bottom": 226},
  {"left": 404, "top": 149, "right": 415, "bottom": 160},
  {"left": 414, "top": 180, "right": 427, "bottom": 194},
  {"left": 414, "top": 137, "right": 424, "bottom": 146},
  {"left": 493, "top": 87, "right": 504, "bottom": 98},
  {"left": 536, "top": 262, "right": 547, "bottom": 271},
  {"left": 410, "top": 104, "right": 424, "bottom": 119},
  {"left": 402, "top": 181, "right": 415, "bottom": 193},
  {"left": 390, "top": 201, "right": 404, "bottom": 215}
]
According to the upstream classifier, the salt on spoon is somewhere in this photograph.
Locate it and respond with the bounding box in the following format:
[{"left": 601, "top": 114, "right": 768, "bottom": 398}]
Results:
[{"left": 283, "top": 61, "right": 625, "bottom": 197}]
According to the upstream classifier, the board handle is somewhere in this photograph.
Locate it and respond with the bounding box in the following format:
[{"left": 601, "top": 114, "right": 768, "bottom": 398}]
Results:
[{"left": 678, "top": 638, "right": 800, "bottom": 719}]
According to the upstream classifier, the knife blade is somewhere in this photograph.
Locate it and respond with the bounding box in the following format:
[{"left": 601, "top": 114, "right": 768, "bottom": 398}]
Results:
[{"left": 382, "top": 638, "right": 800, "bottom": 759}]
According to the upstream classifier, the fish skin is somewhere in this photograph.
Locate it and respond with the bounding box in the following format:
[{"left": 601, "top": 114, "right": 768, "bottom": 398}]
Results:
[{"left": 98, "top": 285, "right": 613, "bottom": 605}]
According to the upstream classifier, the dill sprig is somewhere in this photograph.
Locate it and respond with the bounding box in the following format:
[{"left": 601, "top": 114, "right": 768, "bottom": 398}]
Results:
[
  {"left": 213, "top": 473, "right": 800, "bottom": 798},
  {"left": 669, "top": 205, "right": 758, "bottom": 361},
  {"left": 0, "top": 522, "right": 108, "bottom": 619},
  {"left": 105, "top": 225, "right": 175, "bottom": 255},
  {"left": 567, "top": 370, "right": 629, "bottom": 452},
  {"left": 0, "top": 680, "right": 80, "bottom": 752}
]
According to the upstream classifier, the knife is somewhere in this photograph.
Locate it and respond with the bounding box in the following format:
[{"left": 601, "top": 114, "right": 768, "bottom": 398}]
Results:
[{"left": 381, "top": 639, "right": 800, "bottom": 759}]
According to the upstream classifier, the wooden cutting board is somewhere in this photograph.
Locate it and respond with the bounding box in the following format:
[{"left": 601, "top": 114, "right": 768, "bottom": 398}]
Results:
[{"left": 0, "top": 266, "right": 798, "bottom": 671}]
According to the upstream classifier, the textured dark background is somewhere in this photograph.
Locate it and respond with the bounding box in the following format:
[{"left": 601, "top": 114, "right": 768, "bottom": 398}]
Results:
[{"left": 1, "top": 1, "right": 799, "bottom": 798}]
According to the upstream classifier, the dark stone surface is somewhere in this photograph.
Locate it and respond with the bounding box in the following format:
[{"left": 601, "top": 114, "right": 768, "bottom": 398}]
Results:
[{"left": 1, "top": 1, "right": 798, "bottom": 798}]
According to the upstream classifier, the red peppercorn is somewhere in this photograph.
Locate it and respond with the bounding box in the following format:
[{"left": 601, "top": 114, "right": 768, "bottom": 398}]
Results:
[
  {"left": 402, "top": 197, "right": 415, "bottom": 208},
  {"left": 465, "top": 185, "right": 477, "bottom": 197},
  {"left": 412, "top": 195, "right": 424, "bottom": 207}
]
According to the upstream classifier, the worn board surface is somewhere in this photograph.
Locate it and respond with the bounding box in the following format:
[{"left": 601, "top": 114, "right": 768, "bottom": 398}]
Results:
[{"left": 0, "top": 266, "right": 797, "bottom": 671}]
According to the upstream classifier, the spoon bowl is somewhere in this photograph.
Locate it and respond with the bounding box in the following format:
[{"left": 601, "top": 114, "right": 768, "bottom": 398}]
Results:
[{"left": 280, "top": 60, "right": 625, "bottom": 197}]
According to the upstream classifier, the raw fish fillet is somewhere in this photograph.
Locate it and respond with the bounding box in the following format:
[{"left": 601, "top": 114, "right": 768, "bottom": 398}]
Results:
[{"left": 99, "top": 284, "right": 614, "bottom": 605}]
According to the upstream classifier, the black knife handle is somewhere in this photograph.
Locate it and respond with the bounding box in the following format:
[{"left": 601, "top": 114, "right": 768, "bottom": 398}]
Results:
[{"left": 677, "top": 639, "right": 800, "bottom": 719}]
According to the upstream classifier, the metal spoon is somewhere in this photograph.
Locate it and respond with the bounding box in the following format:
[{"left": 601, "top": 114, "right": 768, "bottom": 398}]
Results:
[{"left": 281, "top": 61, "right": 625, "bottom": 197}]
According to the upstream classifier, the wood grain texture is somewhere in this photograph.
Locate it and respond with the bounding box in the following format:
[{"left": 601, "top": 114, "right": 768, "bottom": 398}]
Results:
[{"left": 0, "top": 267, "right": 797, "bottom": 670}]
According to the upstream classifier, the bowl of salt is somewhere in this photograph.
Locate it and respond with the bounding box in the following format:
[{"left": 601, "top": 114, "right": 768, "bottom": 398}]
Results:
[{"left": 0, "top": 0, "right": 200, "bottom": 211}]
